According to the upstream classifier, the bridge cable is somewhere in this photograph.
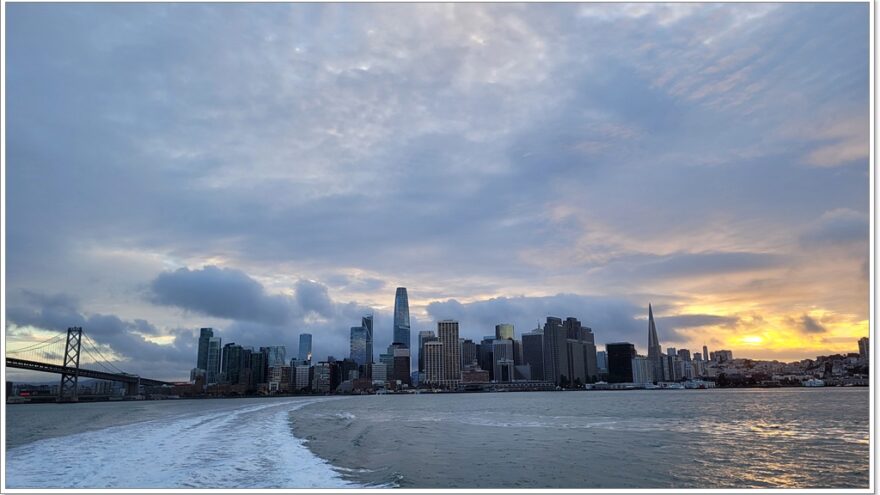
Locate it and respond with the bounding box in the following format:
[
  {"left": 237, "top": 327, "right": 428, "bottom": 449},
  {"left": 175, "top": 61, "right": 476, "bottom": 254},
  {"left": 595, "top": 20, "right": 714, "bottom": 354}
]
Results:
[
  {"left": 6, "top": 333, "right": 66, "bottom": 354},
  {"left": 81, "top": 334, "right": 129, "bottom": 375}
]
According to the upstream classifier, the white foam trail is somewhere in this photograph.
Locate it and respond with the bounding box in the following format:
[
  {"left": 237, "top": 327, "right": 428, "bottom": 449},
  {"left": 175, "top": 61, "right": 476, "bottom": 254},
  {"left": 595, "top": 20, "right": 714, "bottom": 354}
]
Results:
[{"left": 6, "top": 398, "right": 356, "bottom": 489}]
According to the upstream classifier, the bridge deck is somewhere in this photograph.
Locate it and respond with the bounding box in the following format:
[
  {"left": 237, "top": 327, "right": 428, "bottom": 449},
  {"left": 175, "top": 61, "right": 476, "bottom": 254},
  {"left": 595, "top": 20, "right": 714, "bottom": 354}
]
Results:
[{"left": 6, "top": 358, "right": 173, "bottom": 386}]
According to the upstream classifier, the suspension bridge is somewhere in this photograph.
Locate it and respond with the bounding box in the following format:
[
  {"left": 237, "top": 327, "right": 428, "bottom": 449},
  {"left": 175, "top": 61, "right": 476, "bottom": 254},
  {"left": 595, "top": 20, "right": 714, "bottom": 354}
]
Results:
[{"left": 6, "top": 327, "right": 174, "bottom": 402}]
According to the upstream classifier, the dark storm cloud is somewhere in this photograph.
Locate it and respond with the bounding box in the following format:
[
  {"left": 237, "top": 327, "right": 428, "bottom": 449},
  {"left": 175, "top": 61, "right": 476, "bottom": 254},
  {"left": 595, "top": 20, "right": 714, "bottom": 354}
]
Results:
[
  {"left": 149, "top": 266, "right": 292, "bottom": 325},
  {"left": 800, "top": 314, "right": 827, "bottom": 334}
]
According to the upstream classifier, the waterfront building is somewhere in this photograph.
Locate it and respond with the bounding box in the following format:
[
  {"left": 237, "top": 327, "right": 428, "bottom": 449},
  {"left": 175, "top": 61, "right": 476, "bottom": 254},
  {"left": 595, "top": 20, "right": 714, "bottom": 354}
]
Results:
[
  {"left": 196, "top": 328, "right": 214, "bottom": 371},
  {"left": 418, "top": 330, "right": 437, "bottom": 372},
  {"left": 479, "top": 336, "right": 496, "bottom": 380},
  {"left": 438, "top": 320, "right": 462, "bottom": 386},
  {"left": 606, "top": 342, "right": 636, "bottom": 383},
  {"left": 859, "top": 337, "right": 869, "bottom": 364},
  {"left": 461, "top": 338, "right": 477, "bottom": 368},
  {"left": 522, "top": 330, "right": 544, "bottom": 381},
  {"left": 313, "top": 362, "right": 333, "bottom": 392},
  {"left": 461, "top": 368, "right": 490, "bottom": 383},
  {"left": 393, "top": 287, "right": 411, "bottom": 349},
  {"left": 294, "top": 365, "right": 311, "bottom": 391},
  {"left": 250, "top": 351, "right": 267, "bottom": 387},
  {"left": 495, "top": 323, "right": 514, "bottom": 340},
  {"left": 350, "top": 326, "right": 368, "bottom": 366},
  {"left": 596, "top": 350, "right": 608, "bottom": 373},
  {"left": 222, "top": 343, "right": 244, "bottom": 384},
  {"left": 542, "top": 317, "right": 569, "bottom": 386},
  {"left": 423, "top": 341, "right": 444, "bottom": 385},
  {"left": 298, "top": 334, "right": 313, "bottom": 365},
  {"left": 263, "top": 346, "right": 287, "bottom": 368},
  {"left": 631, "top": 355, "right": 653, "bottom": 384},
  {"left": 647, "top": 304, "right": 665, "bottom": 384},
  {"left": 362, "top": 315, "right": 374, "bottom": 365},
  {"left": 492, "top": 339, "right": 514, "bottom": 382},
  {"left": 205, "top": 337, "right": 221, "bottom": 385},
  {"left": 372, "top": 362, "right": 388, "bottom": 382},
  {"left": 392, "top": 346, "right": 411, "bottom": 385}
]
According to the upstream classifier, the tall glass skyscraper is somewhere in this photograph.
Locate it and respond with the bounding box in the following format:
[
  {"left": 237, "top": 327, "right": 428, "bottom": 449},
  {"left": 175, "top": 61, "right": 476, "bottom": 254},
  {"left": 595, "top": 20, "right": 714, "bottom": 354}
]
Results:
[
  {"left": 298, "top": 333, "right": 313, "bottom": 365},
  {"left": 362, "top": 315, "right": 374, "bottom": 364},
  {"left": 393, "top": 287, "right": 411, "bottom": 349},
  {"left": 206, "top": 337, "right": 222, "bottom": 384},
  {"left": 350, "top": 326, "right": 368, "bottom": 366},
  {"left": 197, "top": 327, "right": 213, "bottom": 370}
]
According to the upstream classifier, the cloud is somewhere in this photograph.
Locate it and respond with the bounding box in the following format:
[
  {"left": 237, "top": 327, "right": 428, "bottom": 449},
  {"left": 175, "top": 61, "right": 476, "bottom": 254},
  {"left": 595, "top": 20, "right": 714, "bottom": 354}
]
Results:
[
  {"left": 149, "top": 266, "right": 293, "bottom": 325},
  {"left": 800, "top": 208, "right": 868, "bottom": 246},
  {"left": 800, "top": 314, "right": 827, "bottom": 334}
]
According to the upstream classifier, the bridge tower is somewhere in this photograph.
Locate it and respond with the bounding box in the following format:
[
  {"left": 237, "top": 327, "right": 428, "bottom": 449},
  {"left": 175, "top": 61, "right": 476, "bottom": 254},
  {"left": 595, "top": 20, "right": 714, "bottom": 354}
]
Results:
[{"left": 58, "top": 327, "right": 83, "bottom": 402}]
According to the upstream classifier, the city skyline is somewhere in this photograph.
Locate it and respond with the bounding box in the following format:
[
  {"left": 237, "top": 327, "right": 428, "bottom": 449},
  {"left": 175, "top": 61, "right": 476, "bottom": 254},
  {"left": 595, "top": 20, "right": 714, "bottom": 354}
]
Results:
[{"left": 5, "top": 3, "right": 870, "bottom": 382}]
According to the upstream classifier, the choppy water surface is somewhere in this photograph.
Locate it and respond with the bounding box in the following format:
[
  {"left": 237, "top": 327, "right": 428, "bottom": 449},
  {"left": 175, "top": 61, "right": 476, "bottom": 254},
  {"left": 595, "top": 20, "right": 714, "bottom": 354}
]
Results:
[
  {"left": 5, "top": 388, "right": 869, "bottom": 489},
  {"left": 289, "top": 388, "right": 869, "bottom": 489}
]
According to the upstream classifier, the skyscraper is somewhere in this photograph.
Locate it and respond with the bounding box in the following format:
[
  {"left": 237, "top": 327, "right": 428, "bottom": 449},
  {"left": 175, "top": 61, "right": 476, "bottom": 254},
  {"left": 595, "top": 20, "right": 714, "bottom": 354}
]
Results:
[
  {"left": 438, "top": 320, "right": 461, "bottom": 387},
  {"left": 298, "top": 334, "right": 313, "bottom": 365},
  {"left": 206, "top": 337, "right": 222, "bottom": 384},
  {"left": 647, "top": 304, "right": 664, "bottom": 384},
  {"left": 859, "top": 337, "right": 869, "bottom": 363},
  {"left": 393, "top": 287, "right": 411, "bottom": 349},
  {"left": 197, "top": 328, "right": 213, "bottom": 371},
  {"left": 263, "top": 346, "right": 287, "bottom": 368},
  {"left": 703, "top": 344, "right": 709, "bottom": 363},
  {"left": 362, "top": 315, "right": 374, "bottom": 365},
  {"left": 418, "top": 330, "right": 437, "bottom": 372},
  {"left": 423, "top": 341, "right": 444, "bottom": 385},
  {"left": 350, "top": 326, "right": 368, "bottom": 366},
  {"left": 522, "top": 330, "right": 544, "bottom": 381},
  {"left": 542, "top": 317, "right": 569, "bottom": 386},
  {"left": 460, "top": 338, "right": 477, "bottom": 368},
  {"left": 606, "top": 342, "right": 636, "bottom": 383},
  {"left": 495, "top": 323, "right": 514, "bottom": 340}
]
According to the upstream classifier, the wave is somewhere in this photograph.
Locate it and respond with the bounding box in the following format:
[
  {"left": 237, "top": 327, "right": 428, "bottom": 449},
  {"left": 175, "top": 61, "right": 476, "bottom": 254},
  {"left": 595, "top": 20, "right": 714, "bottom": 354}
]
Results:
[{"left": 6, "top": 398, "right": 358, "bottom": 489}]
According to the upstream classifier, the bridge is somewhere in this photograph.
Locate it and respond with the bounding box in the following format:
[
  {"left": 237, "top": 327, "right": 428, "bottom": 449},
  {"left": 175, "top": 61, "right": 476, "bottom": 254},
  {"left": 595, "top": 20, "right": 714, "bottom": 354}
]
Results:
[{"left": 6, "top": 327, "right": 175, "bottom": 402}]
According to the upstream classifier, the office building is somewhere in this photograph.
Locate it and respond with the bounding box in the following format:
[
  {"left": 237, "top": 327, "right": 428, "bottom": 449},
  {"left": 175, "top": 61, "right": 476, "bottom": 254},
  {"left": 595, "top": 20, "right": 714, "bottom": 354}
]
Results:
[
  {"left": 205, "top": 337, "right": 221, "bottom": 385},
  {"left": 647, "top": 304, "right": 665, "bottom": 384},
  {"left": 350, "top": 326, "right": 368, "bottom": 366},
  {"left": 495, "top": 323, "right": 514, "bottom": 340},
  {"left": 461, "top": 339, "right": 477, "bottom": 368},
  {"left": 543, "top": 317, "right": 569, "bottom": 386},
  {"left": 313, "top": 362, "right": 333, "bottom": 392},
  {"left": 715, "top": 350, "right": 733, "bottom": 363},
  {"left": 596, "top": 350, "right": 608, "bottom": 373},
  {"left": 859, "top": 337, "right": 869, "bottom": 363},
  {"left": 606, "top": 342, "right": 636, "bottom": 383},
  {"left": 703, "top": 344, "right": 710, "bottom": 364},
  {"left": 492, "top": 339, "right": 514, "bottom": 382},
  {"left": 418, "top": 330, "right": 437, "bottom": 373},
  {"left": 263, "top": 346, "right": 287, "bottom": 368},
  {"left": 479, "top": 336, "right": 495, "bottom": 379},
  {"left": 522, "top": 330, "right": 544, "bottom": 381},
  {"left": 372, "top": 362, "right": 388, "bottom": 382},
  {"left": 362, "top": 315, "right": 374, "bottom": 365},
  {"left": 222, "top": 343, "right": 244, "bottom": 384},
  {"left": 294, "top": 365, "right": 311, "bottom": 391},
  {"left": 632, "top": 355, "right": 653, "bottom": 384},
  {"left": 196, "top": 328, "right": 213, "bottom": 371},
  {"left": 438, "top": 320, "right": 461, "bottom": 386},
  {"left": 677, "top": 349, "right": 691, "bottom": 362},
  {"left": 392, "top": 347, "right": 411, "bottom": 385},
  {"left": 298, "top": 334, "right": 313, "bottom": 365},
  {"left": 393, "top": 287, "right": 411, "bottom": 349}
]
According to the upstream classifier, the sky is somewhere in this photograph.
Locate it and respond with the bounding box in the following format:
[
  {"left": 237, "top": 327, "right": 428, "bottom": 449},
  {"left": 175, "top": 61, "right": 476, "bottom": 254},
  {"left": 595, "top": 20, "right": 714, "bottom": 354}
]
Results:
[{"left": 4, "top": 3, "right": 870, "bottom": 381}]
